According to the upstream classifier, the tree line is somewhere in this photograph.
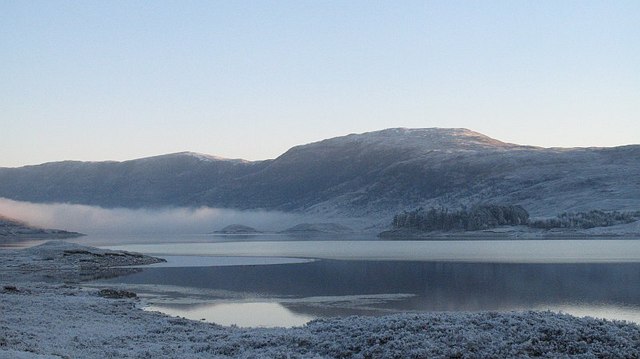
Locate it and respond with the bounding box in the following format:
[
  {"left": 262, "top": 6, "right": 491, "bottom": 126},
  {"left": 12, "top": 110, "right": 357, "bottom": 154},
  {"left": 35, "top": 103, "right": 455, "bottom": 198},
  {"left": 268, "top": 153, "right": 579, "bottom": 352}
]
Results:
[
  {"left": 392, "top": 205, "right": 529, "bottom": 231},
  {"left": 392, "top": 206, "right": 640, "bottom": 232},
  {"left": 528, "top": 210, "right": 640, "bottom": 230}
]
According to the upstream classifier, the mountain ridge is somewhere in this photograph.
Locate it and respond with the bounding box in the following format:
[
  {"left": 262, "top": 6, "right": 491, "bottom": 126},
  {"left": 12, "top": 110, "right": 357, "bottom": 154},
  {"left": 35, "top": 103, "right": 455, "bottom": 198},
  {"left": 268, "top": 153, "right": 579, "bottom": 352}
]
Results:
[{"left": 0, "top": 128, "right": 638, "bottom": 221}]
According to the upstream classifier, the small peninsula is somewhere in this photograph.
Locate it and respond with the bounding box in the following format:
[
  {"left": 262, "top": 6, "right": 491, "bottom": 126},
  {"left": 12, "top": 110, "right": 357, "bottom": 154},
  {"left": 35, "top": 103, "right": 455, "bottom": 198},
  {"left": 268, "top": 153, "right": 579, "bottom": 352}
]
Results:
[{"left": 0, "top": 215, "right": 84, "bottom": 242}]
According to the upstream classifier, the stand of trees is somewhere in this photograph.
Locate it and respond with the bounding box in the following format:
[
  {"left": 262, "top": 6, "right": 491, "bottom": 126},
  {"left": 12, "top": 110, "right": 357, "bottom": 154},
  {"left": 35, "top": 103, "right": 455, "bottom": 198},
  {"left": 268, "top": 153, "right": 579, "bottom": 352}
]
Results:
[
  {"left": 392, "top": 206, "right": 640, "bottom": 232},
  {"left": 528, "top": 210, "right": 640, "bottom": 230},
  {"left": 392, "top": 205, "right": 529, "bottom": 231}
]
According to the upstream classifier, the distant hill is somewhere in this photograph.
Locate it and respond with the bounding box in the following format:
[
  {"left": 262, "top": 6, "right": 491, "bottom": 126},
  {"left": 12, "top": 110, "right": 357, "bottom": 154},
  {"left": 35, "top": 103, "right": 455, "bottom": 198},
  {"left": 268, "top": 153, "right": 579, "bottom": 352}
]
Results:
[
  {"left": 281, "top": 223, "right": 353, "bottom": 234},
  {"left": 214, "top": 224, "right": 261, "bottom": 234},
  {"left": 0, "top": 128, "right": 639, "bottom": 222},
  {"left": 0, "top": 216, "right": 84, "bottom": 241}
]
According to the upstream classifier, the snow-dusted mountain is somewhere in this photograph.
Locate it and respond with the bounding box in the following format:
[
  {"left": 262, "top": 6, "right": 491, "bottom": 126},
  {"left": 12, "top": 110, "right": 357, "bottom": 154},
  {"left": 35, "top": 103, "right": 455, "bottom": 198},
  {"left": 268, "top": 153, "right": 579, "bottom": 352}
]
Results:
[{"left": 0, "top": 128, "right": 638, "bottom": 219}]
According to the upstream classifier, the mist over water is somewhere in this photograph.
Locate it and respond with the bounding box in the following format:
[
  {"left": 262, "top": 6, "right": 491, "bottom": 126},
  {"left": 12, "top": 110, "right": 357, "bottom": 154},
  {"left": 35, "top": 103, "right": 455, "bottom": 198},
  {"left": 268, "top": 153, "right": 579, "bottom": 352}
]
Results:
[{"left": 0, "top": 198, "right": 305, "bottom": 235}]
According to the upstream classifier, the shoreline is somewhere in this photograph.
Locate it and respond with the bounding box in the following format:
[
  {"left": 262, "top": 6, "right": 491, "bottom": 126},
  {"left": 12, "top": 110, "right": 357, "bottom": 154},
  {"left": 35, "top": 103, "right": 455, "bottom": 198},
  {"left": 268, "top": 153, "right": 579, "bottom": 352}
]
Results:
[
  {"left": 2, "top": 241, "right": 640, "bottom": 358},
  {"left": 378, "top": 225, "right": 640, "bottom": 240}
]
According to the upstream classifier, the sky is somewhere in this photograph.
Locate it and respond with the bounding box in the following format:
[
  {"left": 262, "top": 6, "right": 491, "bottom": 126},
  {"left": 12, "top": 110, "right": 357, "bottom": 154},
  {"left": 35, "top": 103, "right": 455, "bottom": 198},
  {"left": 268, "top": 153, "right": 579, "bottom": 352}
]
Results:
[{"left": 1, "top": 0, "right": 639, "bottom": 167}]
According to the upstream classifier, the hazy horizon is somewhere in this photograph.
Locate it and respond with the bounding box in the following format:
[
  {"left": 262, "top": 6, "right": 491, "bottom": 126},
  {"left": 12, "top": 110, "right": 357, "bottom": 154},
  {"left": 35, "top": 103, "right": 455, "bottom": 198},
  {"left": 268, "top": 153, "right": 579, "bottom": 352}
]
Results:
[{"left": 2, "top": 1, "right": 639, "bottom": 167}]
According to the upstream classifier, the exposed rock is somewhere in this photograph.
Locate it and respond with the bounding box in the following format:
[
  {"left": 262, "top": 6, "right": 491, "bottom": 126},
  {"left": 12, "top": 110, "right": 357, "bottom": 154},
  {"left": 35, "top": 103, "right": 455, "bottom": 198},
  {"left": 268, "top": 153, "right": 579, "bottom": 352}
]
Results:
[
  {"left": 3, "top": 285, "right": 20, "bottom": 293},
  {"left": 98, "top": 288, "right": 137, "bottom": 299},
  {"left": 2, "top": 241, "right": 166, "bottom": 283}
]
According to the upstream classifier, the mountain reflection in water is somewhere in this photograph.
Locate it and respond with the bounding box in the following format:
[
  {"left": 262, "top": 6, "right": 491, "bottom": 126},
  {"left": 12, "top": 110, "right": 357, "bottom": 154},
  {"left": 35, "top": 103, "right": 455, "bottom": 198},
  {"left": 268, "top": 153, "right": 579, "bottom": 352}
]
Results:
[{"left": 102, "top": 259, "right": 640, "bottom": 325}]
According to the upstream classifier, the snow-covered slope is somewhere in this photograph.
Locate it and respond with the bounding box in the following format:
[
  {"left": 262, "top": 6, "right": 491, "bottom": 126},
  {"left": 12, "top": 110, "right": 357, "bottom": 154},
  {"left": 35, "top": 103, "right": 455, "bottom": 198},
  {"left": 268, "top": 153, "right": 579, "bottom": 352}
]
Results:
[
  {"left": 0, "top": 128, "right": 638, "bottom": 221},
  {"left": 303, "top": 127, "right": 518, "bottom": 153}
]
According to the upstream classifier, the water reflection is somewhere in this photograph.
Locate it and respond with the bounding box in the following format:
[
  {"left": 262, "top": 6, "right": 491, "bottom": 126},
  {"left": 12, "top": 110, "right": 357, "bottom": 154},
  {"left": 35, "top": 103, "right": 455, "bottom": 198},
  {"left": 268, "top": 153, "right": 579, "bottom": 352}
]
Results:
[
  {"left": 145, "top": 302, "right": 315, "bottom": 327},
  {"left": 102, "top": 259, "right": 640, "bottom": 325},
  {"left": 536, "top": 304, "right": 640, "bottom": 324}
]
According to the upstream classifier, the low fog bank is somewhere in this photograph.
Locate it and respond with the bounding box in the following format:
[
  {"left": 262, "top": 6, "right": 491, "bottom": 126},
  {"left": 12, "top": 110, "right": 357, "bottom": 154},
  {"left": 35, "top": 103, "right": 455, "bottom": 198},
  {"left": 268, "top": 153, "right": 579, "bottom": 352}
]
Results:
[{"left": 0, "top": 198, "right": 310, "bottom": 235}]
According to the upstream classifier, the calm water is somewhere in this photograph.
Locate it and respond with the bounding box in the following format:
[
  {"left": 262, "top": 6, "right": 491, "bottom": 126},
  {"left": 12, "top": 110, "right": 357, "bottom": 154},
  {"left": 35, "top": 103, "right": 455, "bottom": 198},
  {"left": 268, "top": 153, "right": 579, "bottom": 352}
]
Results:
[{"left": 97, "top": 239, "right": 640, "bottom": 327}]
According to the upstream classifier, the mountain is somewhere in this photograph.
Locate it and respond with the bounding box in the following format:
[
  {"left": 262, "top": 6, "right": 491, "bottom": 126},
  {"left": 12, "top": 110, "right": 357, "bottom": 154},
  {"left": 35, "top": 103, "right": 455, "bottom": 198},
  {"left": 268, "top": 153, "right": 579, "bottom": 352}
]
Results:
[
  {"left": 0, "top": 152, "right": 264, "bottom": 208},
  {"left": 0, "top": 128, "right": 639, "bottom": 221}
]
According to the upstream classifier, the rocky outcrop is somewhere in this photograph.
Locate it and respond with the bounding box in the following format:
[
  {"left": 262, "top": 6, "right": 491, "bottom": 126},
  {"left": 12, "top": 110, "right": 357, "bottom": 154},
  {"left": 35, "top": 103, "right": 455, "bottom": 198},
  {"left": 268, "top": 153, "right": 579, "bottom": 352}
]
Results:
[{"left": 2, "top": 241, "right": 166, "bottom": 283}]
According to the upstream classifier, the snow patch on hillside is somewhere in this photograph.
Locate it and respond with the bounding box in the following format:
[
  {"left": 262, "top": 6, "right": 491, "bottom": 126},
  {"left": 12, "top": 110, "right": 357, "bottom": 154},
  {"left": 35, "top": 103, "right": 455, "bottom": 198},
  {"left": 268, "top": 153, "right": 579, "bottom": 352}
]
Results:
[
  {"left": 179, "top": 151, "right": 244, "bottom": 162},
  {"left": 335, "top": 127, "right": 521, "bottom": 152}
]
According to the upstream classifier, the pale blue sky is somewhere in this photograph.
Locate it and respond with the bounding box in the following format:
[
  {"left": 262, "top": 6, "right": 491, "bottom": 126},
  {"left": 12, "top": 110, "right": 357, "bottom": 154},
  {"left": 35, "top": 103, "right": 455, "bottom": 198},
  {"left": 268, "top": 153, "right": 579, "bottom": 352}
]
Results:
[{"left": 1, "top": 0, "right": 638, "bottom": 167}]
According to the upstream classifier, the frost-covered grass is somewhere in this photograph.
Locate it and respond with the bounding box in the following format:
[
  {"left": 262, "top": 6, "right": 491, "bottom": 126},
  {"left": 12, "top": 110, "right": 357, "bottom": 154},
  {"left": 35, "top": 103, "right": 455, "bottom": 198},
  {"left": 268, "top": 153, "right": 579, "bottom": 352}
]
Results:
[
  {"left": 3, "top": 285, "right": 640, "bottom": 359},
  {"left": 2, "top": 241, "right": 640, "bottom": 358}
]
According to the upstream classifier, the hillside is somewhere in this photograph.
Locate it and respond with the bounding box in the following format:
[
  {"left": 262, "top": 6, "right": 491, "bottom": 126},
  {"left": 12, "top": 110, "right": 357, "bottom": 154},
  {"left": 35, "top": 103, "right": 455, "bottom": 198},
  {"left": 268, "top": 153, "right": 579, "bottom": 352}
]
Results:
[
  {"left": 0, "top": 128, "right": 638, "bottom": 221},
  {"left": 0, "top": 216, "right": 84, "bottom": 241}
]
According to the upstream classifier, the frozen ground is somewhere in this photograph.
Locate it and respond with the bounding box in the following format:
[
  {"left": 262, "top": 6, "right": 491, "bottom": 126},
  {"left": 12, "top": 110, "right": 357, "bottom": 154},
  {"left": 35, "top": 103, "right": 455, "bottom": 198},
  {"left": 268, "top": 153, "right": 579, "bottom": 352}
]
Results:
[{"left": 2, "top": 241, "right": 640, "bottom": 358}]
